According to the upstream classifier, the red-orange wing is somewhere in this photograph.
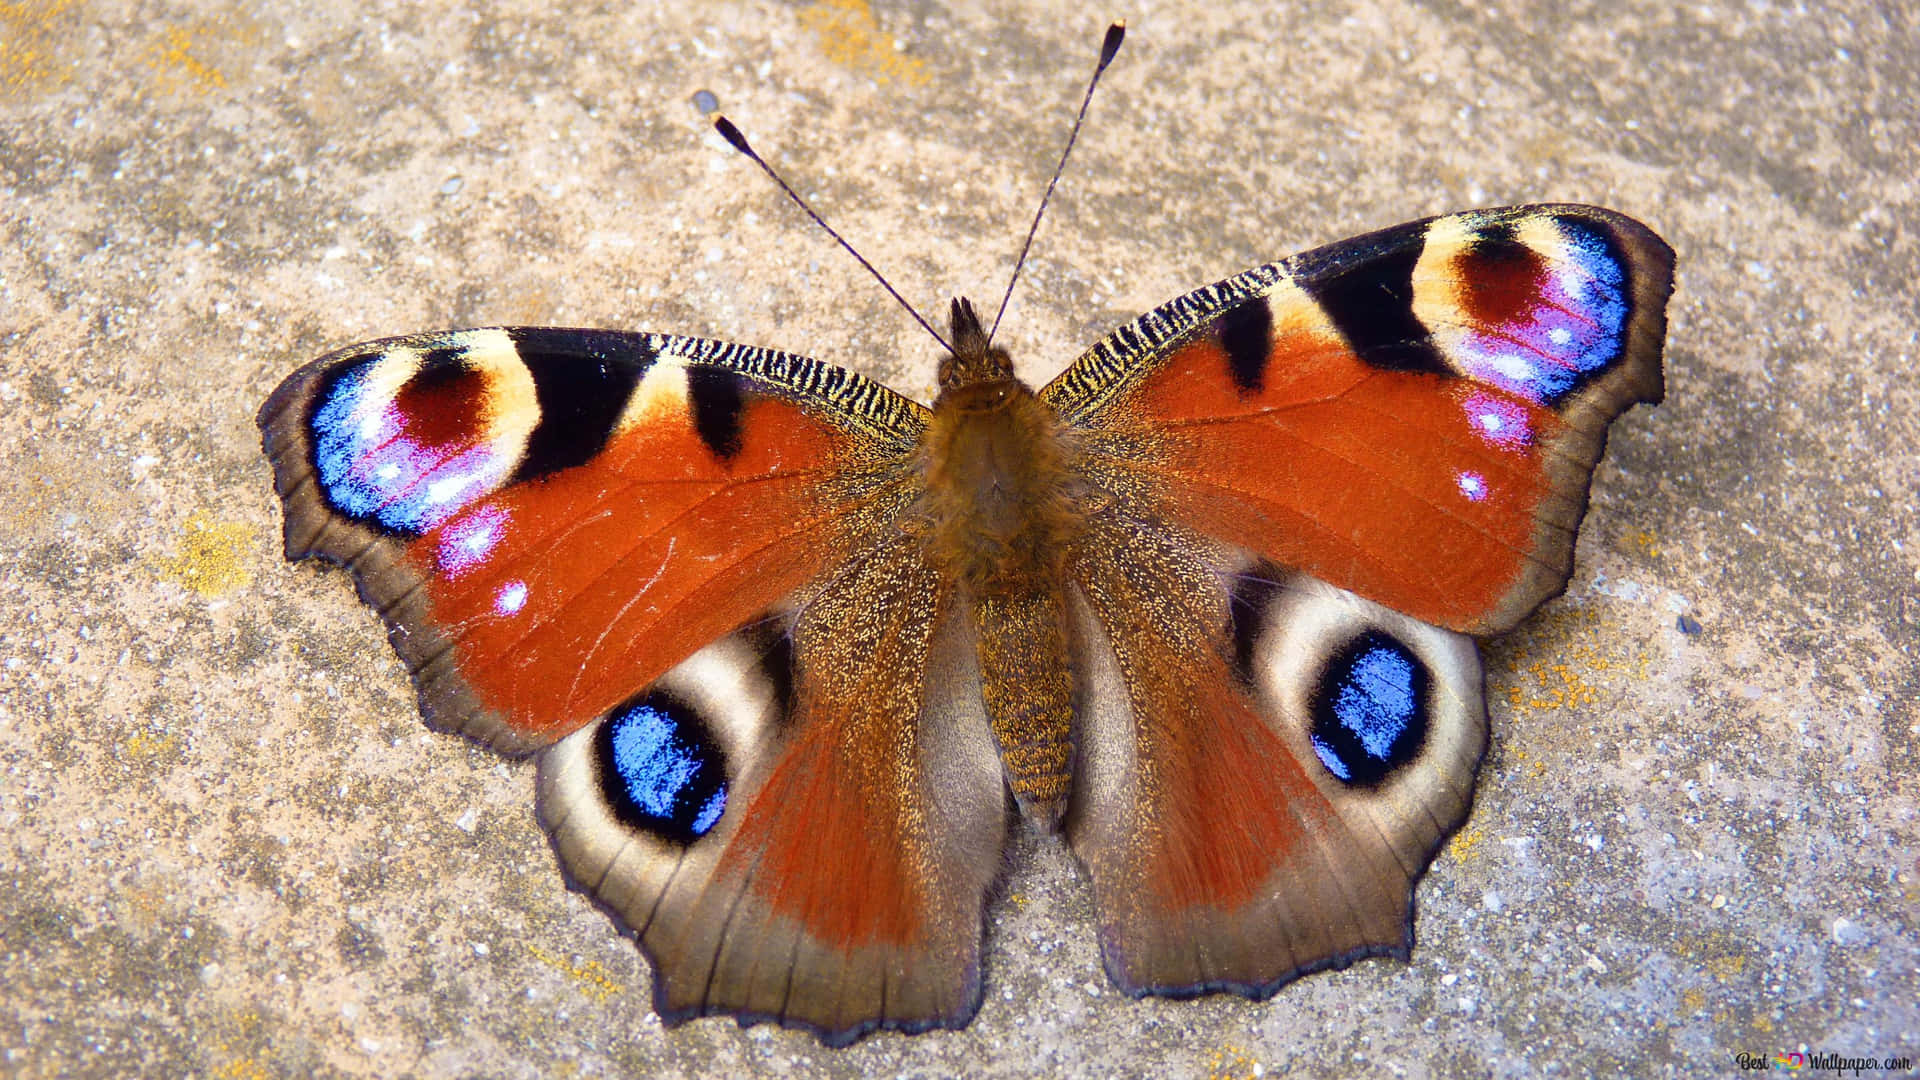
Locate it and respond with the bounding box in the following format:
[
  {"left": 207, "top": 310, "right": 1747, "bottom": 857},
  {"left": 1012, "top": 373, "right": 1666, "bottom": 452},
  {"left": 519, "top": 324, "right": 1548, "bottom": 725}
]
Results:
[
  {"left": 1045, "top": 205, "right": 1673, "bottom": 996},
  {"left": 1046, "top": 204, "right": 1674, "bottom": 635},
  {"left": 258, "top": 327, "right": 927, "bottom": 753}
]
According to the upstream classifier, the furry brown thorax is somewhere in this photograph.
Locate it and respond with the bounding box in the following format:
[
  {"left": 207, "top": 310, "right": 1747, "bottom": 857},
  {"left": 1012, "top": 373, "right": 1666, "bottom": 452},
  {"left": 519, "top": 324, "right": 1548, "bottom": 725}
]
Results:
[
  {"left": 921, "top": 299, "right": 1082, "bottom": 588},
  {"left": 917, "top": 298, "right": 1082, "bottom": 828}
]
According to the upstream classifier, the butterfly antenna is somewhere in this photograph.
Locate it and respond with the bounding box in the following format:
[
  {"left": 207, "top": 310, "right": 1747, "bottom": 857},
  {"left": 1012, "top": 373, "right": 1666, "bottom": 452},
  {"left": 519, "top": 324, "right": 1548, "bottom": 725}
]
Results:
[
  {"left": 713, "top": 115, "right": 953, "bottom": 354},
  {"left": 988, "top": 20, "right": 1127, "bottom": 343}
]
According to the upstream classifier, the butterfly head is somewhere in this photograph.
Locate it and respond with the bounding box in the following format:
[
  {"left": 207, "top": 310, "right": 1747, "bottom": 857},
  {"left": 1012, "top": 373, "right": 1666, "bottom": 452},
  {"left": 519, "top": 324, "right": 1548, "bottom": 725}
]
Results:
[{"left": 937, "top": 297, "right": 1018, "bottom": 405}]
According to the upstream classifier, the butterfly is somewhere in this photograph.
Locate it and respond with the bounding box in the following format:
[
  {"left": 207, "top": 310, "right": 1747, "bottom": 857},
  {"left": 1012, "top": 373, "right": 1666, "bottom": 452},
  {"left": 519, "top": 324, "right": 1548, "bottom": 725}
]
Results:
[{"left": 257, "top": 53, "right": 1673, "bottom": 1045}]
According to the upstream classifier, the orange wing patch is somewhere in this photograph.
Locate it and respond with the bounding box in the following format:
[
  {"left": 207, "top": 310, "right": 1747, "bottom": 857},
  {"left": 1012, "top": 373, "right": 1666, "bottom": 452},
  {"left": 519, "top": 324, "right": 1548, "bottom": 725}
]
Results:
[
  {"left": 410, "top": 386, "right": 875, "bottom": 740},
  {"left": 1101, "top": 323, "right": 1567, "bottom": 633},
  {"left": 1136, "top": 660, "right": 1323, "bottom": 912}
]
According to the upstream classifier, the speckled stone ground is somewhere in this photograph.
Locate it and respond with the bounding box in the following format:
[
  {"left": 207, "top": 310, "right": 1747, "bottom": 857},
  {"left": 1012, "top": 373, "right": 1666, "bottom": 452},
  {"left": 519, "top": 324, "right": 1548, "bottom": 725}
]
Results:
[{"left": 2, "top": 0, "right": 1916, "bottom": 1077}]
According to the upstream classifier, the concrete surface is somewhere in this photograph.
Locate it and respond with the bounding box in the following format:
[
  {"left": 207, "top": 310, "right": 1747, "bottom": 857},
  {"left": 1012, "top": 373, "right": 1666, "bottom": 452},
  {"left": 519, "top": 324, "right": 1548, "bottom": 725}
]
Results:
[{"left": 2, "top": 0, "right": 1915, "bottom": 1076}]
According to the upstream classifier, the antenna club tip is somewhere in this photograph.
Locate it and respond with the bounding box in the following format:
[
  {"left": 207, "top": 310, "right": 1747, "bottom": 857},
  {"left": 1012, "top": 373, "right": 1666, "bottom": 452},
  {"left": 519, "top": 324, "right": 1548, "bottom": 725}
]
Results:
[
  {"left": 1100, "top": 21, "right": 1127, "bottom": 62},
  {"left": 713, "top": 115, "right": 752, "bottom": 154}
]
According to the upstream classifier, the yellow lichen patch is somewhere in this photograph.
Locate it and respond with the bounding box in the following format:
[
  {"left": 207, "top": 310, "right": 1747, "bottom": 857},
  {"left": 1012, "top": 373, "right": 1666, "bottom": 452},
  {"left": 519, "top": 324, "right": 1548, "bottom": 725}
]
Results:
[
  {"left": 153, "top": 512, "right": 256, "bottom": 598},
  {"left": 1518, "top": 659, "right": 1605, "bottom": 710},
  {"left": 210, "top": 1008, "right": 273, "bottom": 1080},
  {"left": 0, "top": 0, "right": 78, "bottom": 96},
  {"left": 1704, "top": 953, "right": 1746, "bottom": 981},
  {"left": 1503, "top": 746, "right": 1551, "bottom": 781},
  {"left": 1205, "top": 1043, "right": 1261, "bottom": 1080},
  {"left": 527, "top": 944, "right": 624, "bottom": 1003},
  {"left": 213, "top": 1058, "right": 271, "bottom": 1080},
  {"left": 1448, "top": 823, "right": 1487, "bottom": 862},
  {"left": 1680, "top": 986, "right": 1707, "bottom": 1012},
  {"left": 141, "top": 23, "right": 228, "bottom": 89},
  {"left": 1672, "top": 933, "right": 1753, "bottom": 1001},
  {"left": 121, "top": 729, "right": 184, "bottom": 766},
  {"left": 1492, "top": 607, "right": 1647, "bottom": 715},
  {"left": 799, "top": 0, "right": 930, "bottom": 86},
  {"left": 1627, "top": 529, "right": 1662, "bottom": 561}
]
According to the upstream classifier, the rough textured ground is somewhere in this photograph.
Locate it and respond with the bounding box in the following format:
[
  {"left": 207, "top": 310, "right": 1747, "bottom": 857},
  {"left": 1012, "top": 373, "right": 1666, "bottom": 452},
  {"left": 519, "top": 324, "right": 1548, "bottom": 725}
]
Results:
[{"left": 2, "top": 0, "right": 1916, "bottom": 1077}]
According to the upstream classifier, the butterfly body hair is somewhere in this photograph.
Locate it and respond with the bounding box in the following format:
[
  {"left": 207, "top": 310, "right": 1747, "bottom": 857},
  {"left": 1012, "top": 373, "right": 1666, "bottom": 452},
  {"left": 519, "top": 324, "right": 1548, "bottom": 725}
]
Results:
[{"left": 916, "top": 298, "right": 1085, "bottom": 827}]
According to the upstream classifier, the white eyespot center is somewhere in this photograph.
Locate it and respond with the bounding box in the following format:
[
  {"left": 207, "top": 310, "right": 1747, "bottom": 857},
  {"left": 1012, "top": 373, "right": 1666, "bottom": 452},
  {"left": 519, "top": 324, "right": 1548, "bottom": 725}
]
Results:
[
  {"left": 426, "top": 474, "right": 473, "bottom": 504},
  {"left": 1484, "top": 353, "right": 1538, "bottom": 384}
]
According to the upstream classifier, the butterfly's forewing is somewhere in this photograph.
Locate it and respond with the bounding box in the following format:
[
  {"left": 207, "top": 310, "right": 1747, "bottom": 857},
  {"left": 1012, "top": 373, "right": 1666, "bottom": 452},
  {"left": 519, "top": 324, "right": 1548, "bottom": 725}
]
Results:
[
  {"left": 258, "top": 327, "right": 925, "bottom": 751},
  {"left": 1048, "top": 204, "right": 1674, "bottom": 635},
  {"left": 259, "top": 328, "right": 1010, "bottom": 1040},
  {"left": 1046, "top": 205, "right": 1672, "bottom": 994}
]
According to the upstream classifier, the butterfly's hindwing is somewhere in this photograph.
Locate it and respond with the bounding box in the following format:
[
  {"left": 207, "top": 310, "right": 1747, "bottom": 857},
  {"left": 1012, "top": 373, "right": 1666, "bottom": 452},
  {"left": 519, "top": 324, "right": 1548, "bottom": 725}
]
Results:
[
  {"left": 536, "top": 534, "right": 1007, "bottom": 1045},
  {"left": 1228, "top": 565, "right": 1485, "bottom": 866},
  {"left": 1065, "top": 506, "right": 1485, "bottom": 996}
]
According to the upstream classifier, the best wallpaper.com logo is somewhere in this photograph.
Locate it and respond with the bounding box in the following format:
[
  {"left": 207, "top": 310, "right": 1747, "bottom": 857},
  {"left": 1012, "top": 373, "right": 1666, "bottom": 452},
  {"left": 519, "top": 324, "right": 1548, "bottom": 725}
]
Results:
[{"left": 1733, "top": 1051, "right": 1917, "bottom": 1074}]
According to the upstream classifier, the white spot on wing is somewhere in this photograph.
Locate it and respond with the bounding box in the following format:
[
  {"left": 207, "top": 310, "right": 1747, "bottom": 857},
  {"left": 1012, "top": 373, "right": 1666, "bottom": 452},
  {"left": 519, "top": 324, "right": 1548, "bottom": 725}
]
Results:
[
  {"left": 1482, "top": 352, "right": 1538, "bottom": 385},
  {"left": 494, "top": 580, "right": 528, "bottom": 615},
  {"left": 426, "top": 474, "right": 475, "bottom": 504}
]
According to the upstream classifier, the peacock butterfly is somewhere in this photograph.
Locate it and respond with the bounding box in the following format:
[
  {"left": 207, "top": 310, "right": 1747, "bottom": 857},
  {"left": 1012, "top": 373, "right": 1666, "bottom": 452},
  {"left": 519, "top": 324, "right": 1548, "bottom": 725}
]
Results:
[{"left": 256, "top": 24, "right": 1673, "bottom": 1047}]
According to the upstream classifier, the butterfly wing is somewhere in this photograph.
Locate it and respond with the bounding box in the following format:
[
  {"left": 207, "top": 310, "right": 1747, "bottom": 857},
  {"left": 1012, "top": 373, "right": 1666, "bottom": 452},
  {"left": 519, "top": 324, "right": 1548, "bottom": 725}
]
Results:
[
  {"left": 537, "top": 539, "right": 1006, "bottom": 1043},
  {"left": 259, "top": 328, "right": 1009, "bottom": 1040},
  {"left": 258, "top": 327, "right": 926, "bottom": 752},
  {"left": 1067, "top": 518, "right": 1486, "bottom": 994},
  {"left": 1045, "top": 205, "right": 1673, "bottom": 993},
  {"left": 1047, "top": 204, "right": 1674, "bottom": 635}
]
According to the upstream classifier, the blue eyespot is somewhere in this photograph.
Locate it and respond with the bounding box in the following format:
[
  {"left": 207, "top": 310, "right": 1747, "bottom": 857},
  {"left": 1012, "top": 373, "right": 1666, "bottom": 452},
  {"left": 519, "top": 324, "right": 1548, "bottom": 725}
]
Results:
[
  {"left": 1456, "top": 220, "right": 1631, "bottom": 406},
  {"left": 1309, "top": 630, "right": 1429, "bottom": 787},
  {"left": 310, "top": 358, "right": 509, "bottom": 535},
  {"left": 595, "top": 693, "right": 729, "bottom": 844}
]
